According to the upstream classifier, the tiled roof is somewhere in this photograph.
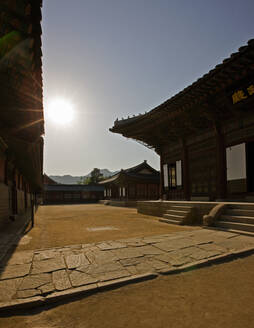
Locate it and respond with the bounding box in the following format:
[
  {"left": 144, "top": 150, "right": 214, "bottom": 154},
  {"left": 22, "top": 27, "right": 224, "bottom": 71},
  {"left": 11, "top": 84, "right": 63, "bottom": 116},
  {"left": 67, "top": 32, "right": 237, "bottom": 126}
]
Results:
[
  {"left": 111, "top": 39, "right": 254, "bottom": 130},
  {"left": 99, "top": 161, "right": 159, "bottom": 184},
  {"left": 44, "top": 184, "right": 104, "bottom": 192}
]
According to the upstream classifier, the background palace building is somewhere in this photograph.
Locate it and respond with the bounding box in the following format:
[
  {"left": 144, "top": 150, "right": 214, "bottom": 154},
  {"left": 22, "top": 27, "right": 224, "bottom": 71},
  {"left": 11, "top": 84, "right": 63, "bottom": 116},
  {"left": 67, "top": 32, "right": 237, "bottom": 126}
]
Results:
[
  {"left": 110, "top": 39, "right": 254, "bottom": 203},
  {"left": 100, "top": 160, "right": 160, "bottom": 207}
]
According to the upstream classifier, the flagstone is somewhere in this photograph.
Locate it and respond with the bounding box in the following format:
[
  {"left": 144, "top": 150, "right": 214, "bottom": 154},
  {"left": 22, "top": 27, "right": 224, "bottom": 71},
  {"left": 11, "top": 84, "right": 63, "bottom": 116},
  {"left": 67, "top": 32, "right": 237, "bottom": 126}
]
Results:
[
  {"left": 86, "top": 250, "right": 119, "bottom": 264},
  {"left": 96, "top": 270, "right": 130, "bottom": 282},
  {"left": 0, "top": 278, "right": 23, "bottom": 302},
  {"left": 0, "top": 263, "right": 31, "bottom": 280},
  {"left": 125, "top": 240, "right": 147, "bottom": 247},
  {"left": 189, "top": 248, "right": 212, "bottom": 261},
  {"left": 31, "top": 257, "right": 66, "bottom": 274},
  {"left": 153, "top": 241, "right": 177, "bottom": 252},
  {"left": 120, "top": 258, "right": 142, "bottom": 266},
  {"left": 112, "top": 248, "right": 144, "bottom": 260},
  {"left": 198, "top": 243, "right": 226, "bottom": 253},
  {"left": 77, "top": 261, "right": 123, "bottom": 275},
  {"left": 16, "top": 288, "right": 41, "bottom": 299},
  {"left": 52, "top": 270, "right": 71, "bottom": 291},
  {"left": 7, "top": 251, "right": 34, "bottom": 265},
  {"left": 146, "top": 258, "right": 169, "bottom": 271},
  {"left": 126, "top": 265, "right": 139, "bottom": 275},
  {"left": 143, "top": 236, "right": 172, "bottom": 244},
  {"left": 65, "top": 254, "right": 90, "bottom": 269},
  {"left": 34, "top": 250, "right": 59, "bottom": 261},
  {"left": 18, "top": 273, "right": 51, "bottom": 290},
  {"left": 97, "top": 241, "right": 126, "bottom": 250},
  {"left": 39, "top": 282, "right": 55, "bottom": 294},
  {"left": 137, "top": 245, "right": 165, "bottom": 256},
  {"left": 215, "top": 237, "right": 254, "bottom": 251},
  {"left": 69, "top": 270, "right": 98, "bottom": 287}
]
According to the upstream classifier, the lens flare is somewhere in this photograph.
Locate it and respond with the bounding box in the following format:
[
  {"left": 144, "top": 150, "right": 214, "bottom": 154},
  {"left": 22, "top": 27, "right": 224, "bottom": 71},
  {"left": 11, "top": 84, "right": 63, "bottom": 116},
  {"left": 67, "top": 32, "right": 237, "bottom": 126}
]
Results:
[{"left": 46, "top": 98, "right": 75, "bottom": 125}]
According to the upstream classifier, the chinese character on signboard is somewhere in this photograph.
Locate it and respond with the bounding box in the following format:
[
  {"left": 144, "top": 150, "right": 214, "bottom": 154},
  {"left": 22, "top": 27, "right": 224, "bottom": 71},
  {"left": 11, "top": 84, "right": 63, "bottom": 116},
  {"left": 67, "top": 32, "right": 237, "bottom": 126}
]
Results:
[
  {"left": 232, "top": 84, "right": 254, "bottom": 104},
  {"left": 232, "top": 90, "right": 247, "bottom": 104},
  {"left": 247, "top": 84, "right": 254, "bottom": 96}
]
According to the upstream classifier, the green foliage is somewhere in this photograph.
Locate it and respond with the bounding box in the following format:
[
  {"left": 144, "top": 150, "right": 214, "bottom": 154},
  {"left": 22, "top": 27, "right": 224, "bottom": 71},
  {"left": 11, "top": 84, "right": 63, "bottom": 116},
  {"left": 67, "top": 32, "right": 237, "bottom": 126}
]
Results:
[
  {"left": 90, "top": 168, "right": 102, "bottom": 183},
  {"left": 77, "top": 168, "right": 104, "bottom": 185}
]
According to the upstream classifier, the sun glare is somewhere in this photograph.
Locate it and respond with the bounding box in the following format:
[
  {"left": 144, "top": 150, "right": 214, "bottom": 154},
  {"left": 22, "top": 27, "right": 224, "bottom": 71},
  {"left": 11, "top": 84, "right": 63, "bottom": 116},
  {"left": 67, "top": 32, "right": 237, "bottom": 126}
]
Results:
[{"left": 47, "top": 98, "right": 75, "bottom": 125}]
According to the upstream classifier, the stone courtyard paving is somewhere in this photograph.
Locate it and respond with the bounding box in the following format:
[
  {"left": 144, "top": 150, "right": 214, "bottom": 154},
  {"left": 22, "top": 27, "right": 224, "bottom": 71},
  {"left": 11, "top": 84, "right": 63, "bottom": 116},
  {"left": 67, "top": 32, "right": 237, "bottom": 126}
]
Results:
[{"left": 0, "top": 228, "right": 254, "bottom": 311}]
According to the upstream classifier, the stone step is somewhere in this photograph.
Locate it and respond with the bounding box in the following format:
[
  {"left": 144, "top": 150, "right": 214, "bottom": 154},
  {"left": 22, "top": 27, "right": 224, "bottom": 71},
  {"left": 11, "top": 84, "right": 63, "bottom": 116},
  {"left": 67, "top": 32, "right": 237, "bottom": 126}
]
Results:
[
  {"left": 165, "top": 209, "right": 189, "bottom": 216},
  {"left": 226, "top": 204, "right": 254, "bottom": 210},
  {"left": 163, "top": 213, "right": 184, "bottom": 222},
  {"left": 159, "top": 218, "right": 182, "bottom": 225},
  {"left": 203, "top": 226, "right": 254, "bottom": 238},
  {"left": 225, "top": 209, "right": 254, "bottom": 217},
  {"left": 216, "top": 220, "right": 254, "bottom": 233},
  {"left": 170, "top": 205, "right": 193, "bottom": 210},
  {"left": 221, "top": 215, "right": 254, "bottom": 225}
]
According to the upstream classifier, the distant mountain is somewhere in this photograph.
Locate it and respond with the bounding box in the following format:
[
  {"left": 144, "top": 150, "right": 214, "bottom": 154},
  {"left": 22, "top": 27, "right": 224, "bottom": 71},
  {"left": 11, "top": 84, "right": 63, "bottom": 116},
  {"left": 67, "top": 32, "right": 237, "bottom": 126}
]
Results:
[
  {"left": 49, "top": 175, "right": 81, "bottom": 184},
  {"left": 86, "top": 169, "right": 118, "bottom": 178},
  {"left": 49, "top": 168, "right": 118, "bottom": 185}
]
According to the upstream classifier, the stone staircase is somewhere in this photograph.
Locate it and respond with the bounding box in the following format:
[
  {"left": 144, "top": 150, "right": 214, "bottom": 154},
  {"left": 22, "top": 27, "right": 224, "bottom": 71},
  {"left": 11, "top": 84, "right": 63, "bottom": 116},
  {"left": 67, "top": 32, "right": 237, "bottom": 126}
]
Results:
[
  {"left": 159, "top": 204, "right": 193, "bottom": 225},
  {"left": 216, "top": 204, "right": 254, "bottom": 235}
]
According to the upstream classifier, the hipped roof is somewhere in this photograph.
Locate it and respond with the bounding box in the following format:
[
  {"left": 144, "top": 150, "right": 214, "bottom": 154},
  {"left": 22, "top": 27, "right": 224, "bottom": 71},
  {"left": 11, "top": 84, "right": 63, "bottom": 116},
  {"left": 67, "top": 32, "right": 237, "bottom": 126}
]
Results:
[
  {"left": 110, "top": 39, "right": 254, "bottom": 150},
  {"left": 44, "top": 184, "right": 104, "bottom": 192},
  {"left": 99, "top": 161, "right": 159, "bottom": 185}
]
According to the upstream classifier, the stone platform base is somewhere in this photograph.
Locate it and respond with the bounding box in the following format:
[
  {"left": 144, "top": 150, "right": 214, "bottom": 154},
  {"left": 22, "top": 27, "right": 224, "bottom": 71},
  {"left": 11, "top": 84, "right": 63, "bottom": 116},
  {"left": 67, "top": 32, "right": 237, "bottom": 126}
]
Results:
[{"left": 99, "top": 200, "right": 137, "bottom": 208}]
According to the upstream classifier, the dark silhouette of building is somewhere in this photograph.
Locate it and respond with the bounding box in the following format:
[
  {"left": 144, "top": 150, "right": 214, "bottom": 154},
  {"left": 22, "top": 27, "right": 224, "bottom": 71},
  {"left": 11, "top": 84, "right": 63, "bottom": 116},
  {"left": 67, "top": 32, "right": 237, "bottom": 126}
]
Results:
[
  {"left": 43, "top": 184, "right": 104, "bottom": 204},
  {"left": 110, "top": 40, "right": 254, "bottom": 202},
  {"left": 0, "top": 1, "right": 44, "bottom": 226}
]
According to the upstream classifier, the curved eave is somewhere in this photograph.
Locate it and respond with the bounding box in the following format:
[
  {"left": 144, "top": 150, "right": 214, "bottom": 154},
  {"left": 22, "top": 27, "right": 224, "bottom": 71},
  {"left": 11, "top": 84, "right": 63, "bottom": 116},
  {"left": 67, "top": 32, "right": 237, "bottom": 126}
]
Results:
[{"left": 110, "top": 39, "right": 254, "bottom": 147}]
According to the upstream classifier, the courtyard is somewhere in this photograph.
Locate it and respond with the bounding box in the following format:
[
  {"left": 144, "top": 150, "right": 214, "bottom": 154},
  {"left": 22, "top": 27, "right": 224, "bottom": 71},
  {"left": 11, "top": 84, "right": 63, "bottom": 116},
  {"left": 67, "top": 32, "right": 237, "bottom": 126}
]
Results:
[
  {"left": 14, "top": 204, "right": 193, "bottom": 252},
  {"left": 0, "top": 254, "right": 253, "bottom": 328},
  {"left": 0, "top": 203, "right": 254, "bottom": 327}
]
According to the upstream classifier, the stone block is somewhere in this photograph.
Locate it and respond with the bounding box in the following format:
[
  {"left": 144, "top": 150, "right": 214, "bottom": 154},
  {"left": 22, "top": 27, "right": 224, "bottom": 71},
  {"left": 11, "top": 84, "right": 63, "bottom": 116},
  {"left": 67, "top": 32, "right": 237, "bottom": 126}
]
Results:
[
  {"left": 112, "top": 248, "right": 144, "bottom": 260},
  {"left": 69, "top": 271, "right": 98, "bottom": 287},
  {"left": 65, "top": 254, "right": 90, "bottom": 269},
  {"left": 7, "top": 251, "right": 34, "bottom": 265},
  {"left": 19, "top": 273, "right": 51, "bottom": 290},
  {"left": 0, "top": 263, "right": 31, "bottom": 280},
  {"left": 52, "top": 270, "right": 71, "bottom": 291},
  {"left": 31, "top": 257, "right": 66, "bottom": 274},
  {"left": 16, "top": 289, "right": 41, "bottom": 299},
  {"left": 39, "top": 282, "right": 55, "bottom": 294},
  {"left": 0, "top": 278, "right": 23, "bottom": 302}
]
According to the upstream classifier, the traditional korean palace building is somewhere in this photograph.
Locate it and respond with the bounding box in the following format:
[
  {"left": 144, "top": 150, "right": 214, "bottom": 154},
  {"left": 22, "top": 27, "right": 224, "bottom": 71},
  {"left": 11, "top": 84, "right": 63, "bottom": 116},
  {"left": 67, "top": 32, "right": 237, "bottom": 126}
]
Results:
[
  {"left": 99, "top": 161, "right": 160, "bottom": 206},
  {"left": 44, "top": 184, "right": 104, "bottom": 205},
  {"left": 0, "top": 1, "right": 44, "bottom": 227},
  {"left": 110, "top": 39, "right": 254, "bottom": 204}
]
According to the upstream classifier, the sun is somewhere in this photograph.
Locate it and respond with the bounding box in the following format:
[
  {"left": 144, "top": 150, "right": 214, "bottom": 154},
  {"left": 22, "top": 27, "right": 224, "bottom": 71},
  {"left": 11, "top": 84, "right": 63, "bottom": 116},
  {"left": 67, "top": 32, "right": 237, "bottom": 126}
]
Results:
[{"left": 46, "top": 98, "right": 75, "bottom": 125}]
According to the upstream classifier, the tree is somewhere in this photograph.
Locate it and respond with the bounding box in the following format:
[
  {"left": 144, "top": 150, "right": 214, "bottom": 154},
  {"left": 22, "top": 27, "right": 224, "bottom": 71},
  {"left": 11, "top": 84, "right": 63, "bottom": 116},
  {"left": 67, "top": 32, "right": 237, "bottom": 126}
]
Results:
[
  {"left": 77, "top": 168, "right": 103, "bottom": 185},
  {"left": 90, "top": 168, "right": 103, "bottom": 184}
]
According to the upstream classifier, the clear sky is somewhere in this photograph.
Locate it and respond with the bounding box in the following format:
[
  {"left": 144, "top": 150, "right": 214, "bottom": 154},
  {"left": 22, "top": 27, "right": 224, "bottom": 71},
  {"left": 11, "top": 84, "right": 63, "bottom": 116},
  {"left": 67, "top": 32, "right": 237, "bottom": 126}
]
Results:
[{"left": 42, "top": 0, "right": 254, "bottom": 176}]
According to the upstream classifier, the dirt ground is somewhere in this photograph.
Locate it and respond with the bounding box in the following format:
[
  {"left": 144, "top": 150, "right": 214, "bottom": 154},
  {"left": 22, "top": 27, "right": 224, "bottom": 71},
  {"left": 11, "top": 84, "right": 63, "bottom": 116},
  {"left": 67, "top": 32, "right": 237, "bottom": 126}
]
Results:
[
  {"left": 1, "top": 254, "right": 253, "bottom": 328},
  {"left": 15, "top": 204, "right": 194, "bottom": 251}
]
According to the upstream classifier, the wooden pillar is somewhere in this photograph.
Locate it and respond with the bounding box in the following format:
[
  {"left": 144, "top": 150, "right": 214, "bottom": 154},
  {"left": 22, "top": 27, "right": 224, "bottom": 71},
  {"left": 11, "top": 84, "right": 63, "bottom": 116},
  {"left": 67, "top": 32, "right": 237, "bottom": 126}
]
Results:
[
  {"left": 215, "top": 125, "right": 227, "bottom": 200},
  {"left": 159, "top": 153, "right": 164, "bottom": 199},
  {"left": 182, "top": 139, "right": 190, "bottom": 200}
]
